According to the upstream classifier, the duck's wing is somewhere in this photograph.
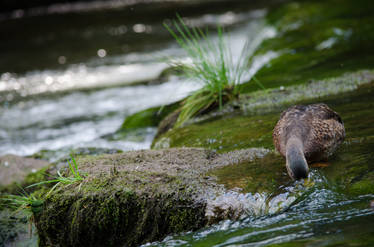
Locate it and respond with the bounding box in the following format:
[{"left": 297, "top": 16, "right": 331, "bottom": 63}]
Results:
[
  {"left": 308, "top": 103, "right": 343, "bottom": 124},
  {"left": 304, "top": 104, "right": 345, "bottom": 161}
]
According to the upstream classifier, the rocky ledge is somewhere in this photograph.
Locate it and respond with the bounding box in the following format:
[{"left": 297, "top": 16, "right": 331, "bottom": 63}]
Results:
[{"left": 34, "top": 147, "right": 276, "bottom": 247}]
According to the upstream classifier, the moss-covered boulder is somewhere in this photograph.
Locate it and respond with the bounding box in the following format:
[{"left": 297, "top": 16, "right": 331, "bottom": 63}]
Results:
[{"left": 34, "top": 147, "right": 291, "bottom": 246}]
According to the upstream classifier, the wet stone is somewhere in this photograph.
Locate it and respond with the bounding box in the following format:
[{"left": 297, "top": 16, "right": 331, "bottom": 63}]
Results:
[{"left": 34, "top": 147, "right": 299, "bottom": 246}]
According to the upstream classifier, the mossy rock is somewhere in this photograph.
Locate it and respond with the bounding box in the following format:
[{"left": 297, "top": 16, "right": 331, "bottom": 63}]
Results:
[
  {"left": 115, "top": 102, "right": 180, "bottom": 138},
  {"left": 153, "top": 74, "right": 374, "bottom": 197},
  {"left": 152, "top": 70, "right": 374, "bottom": 152},
  {"left": 152, "top": 112, "right": 277, "bottom": 153},
  {"left": 34, "top": 147, "right": 299, "bottom": 246},
  {"left": 240, "top": 0, "right": 374, "bottom": 93}
]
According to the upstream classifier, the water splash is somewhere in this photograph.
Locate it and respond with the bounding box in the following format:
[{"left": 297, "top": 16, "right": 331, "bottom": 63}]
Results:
[{"left": 144, "top": 171, "right": 374, "bottom": 247}]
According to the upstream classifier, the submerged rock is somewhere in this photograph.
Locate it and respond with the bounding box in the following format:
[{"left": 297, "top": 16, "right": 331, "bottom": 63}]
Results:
[
  {"left": 34, "top": 147, "right": 283, "bottom": 246},
  {"left": 0, "top": 210, "right": 38, "bottom": 247}
]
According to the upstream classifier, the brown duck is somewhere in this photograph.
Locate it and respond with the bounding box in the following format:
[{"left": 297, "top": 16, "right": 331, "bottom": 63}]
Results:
[{"left": 273, "top": 103, "right": 345, "bottom": 180}]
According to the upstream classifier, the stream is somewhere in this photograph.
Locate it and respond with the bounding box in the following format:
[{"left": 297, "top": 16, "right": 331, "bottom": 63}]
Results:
[
  {"left": 0, "top": 2, "right": 271, "bottom": 160},
  {"left": 1, "top": 0, "right": 374, "bottom": 246}
]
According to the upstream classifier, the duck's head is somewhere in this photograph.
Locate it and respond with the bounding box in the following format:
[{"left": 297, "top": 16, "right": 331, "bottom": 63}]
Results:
[{"left": 286, "top": 140, "right": 309, "bottom": 180}]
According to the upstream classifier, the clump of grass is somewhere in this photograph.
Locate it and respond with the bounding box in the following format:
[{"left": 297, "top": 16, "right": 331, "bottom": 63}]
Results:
[
  {"left": 0, "top": 156, "right": 85, "bottom": 237},
  {"left": 1, "top": 191, "right": 43, "bottom": 216},
  {"left": 164, "top": 15, "right": 263, "bottom": 127},
  {"left": 1, "top": 189, "right": 43, "bottom": 236},
  {"left": 27, "top": 156, "right": 85, "bottom": 196}
]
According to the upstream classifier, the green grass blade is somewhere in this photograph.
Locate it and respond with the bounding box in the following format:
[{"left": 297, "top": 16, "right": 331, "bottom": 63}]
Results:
[
  {"left": 252, "top": 76, "right": 265, "bottom": 90},
  {"left": 70, "top": 156, "right": 80, "bottom": 177},
  {"left": 165, "top": 14, "right": 267, "bottom": 127},
  {"left": 46, "top": 182, "right": 61, "bottom": 197},
  {"left": 26, "top": 179, "right": 60, "bottom": 188}
]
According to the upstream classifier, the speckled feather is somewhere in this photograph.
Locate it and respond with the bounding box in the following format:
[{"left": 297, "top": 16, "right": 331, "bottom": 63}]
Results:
[{"left": 273, "top": 103, "right": 345, "bottom": 162}]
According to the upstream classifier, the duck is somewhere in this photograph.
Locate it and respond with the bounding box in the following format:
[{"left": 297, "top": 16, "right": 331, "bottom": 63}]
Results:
[{"left": 273, "top": 103, "right": 345, "bottom": 180}]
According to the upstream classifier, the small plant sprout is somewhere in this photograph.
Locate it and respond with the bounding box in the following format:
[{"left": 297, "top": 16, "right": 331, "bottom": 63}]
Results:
[
  {"left": 27, "top": 156, "right": 85, "bottom": 196},
  {"left": 164, "top": 15, "right": 264, "bottom": 127}
]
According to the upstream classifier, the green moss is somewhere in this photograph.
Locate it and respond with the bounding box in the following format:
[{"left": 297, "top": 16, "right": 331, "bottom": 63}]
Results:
[
  {"left": 154, "top": 73, "right": 374, "bottom": 196},
  {"left": 349, "top": 175, "right": 374, "bottom": 195},
  {"left": 35, "top": 167, "right": 207, "bottom": 246},
  {"left": 152, "top": 113, "right": 277, "bottom": 153},
  {"left": 322, "top": 138, "right": 374, "bottom": 196},
  {"left": 240, "top": 0, "right": 374, "bottom": 93},
  {"left": 116, "top": 102, "right": 180, "bottom": 135},
  {"left": 210, "top": 152, "right": 288, "bottom": 194}
]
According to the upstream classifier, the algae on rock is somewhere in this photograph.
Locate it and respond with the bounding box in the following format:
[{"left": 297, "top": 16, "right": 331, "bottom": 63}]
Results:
[
  {"left": 242, "top": 0, "right": 374, "bottom": 93},
  {"left": 153, "top": 76, "right": 374, "bottom": 197},
  {"left": 34, "top": 147, "right": 286, "bottom": 246},
  {"left": 34, "top": 80, "right": 374, "bottom": 246},
  {"left": 114, "top": 102, "right": 180, "bottom": 140}
]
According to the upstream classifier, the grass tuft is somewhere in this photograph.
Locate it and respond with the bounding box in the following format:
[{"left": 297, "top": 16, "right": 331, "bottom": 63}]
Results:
[
  {"left": 1, "top": 190, "right": 43, "bottom": 216},
  {"left": 164, "top": 15, "right": 263, "bottom": 127},
  {"left": 1, "top": 188, "right": 43, "bottom": 236},
  {"left": 0, "top": 156, "right": 85, "bottom": 236},
  {"left": 26, "top": 156, "right": 85, "bottom": 196}
]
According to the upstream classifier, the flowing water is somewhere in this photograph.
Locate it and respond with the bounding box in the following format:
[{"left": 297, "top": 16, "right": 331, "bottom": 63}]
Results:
[
  {"left": 1, "top": 0, "right": 374, "bottom": 246},
  {"left": 145, "top": 188, "right": 374, "bottom": 246},
  {"left": 146, "top": 143, "right": 374, "bottom": 246},
  {"left": 0, "top": 2, "right": 273, "bottom": 159},
  {"left": 144, "top": 82, "right": 374, "bottom": 246},
  {"left": 142, "top": 72, "right": 374, "bottom": 246}
]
